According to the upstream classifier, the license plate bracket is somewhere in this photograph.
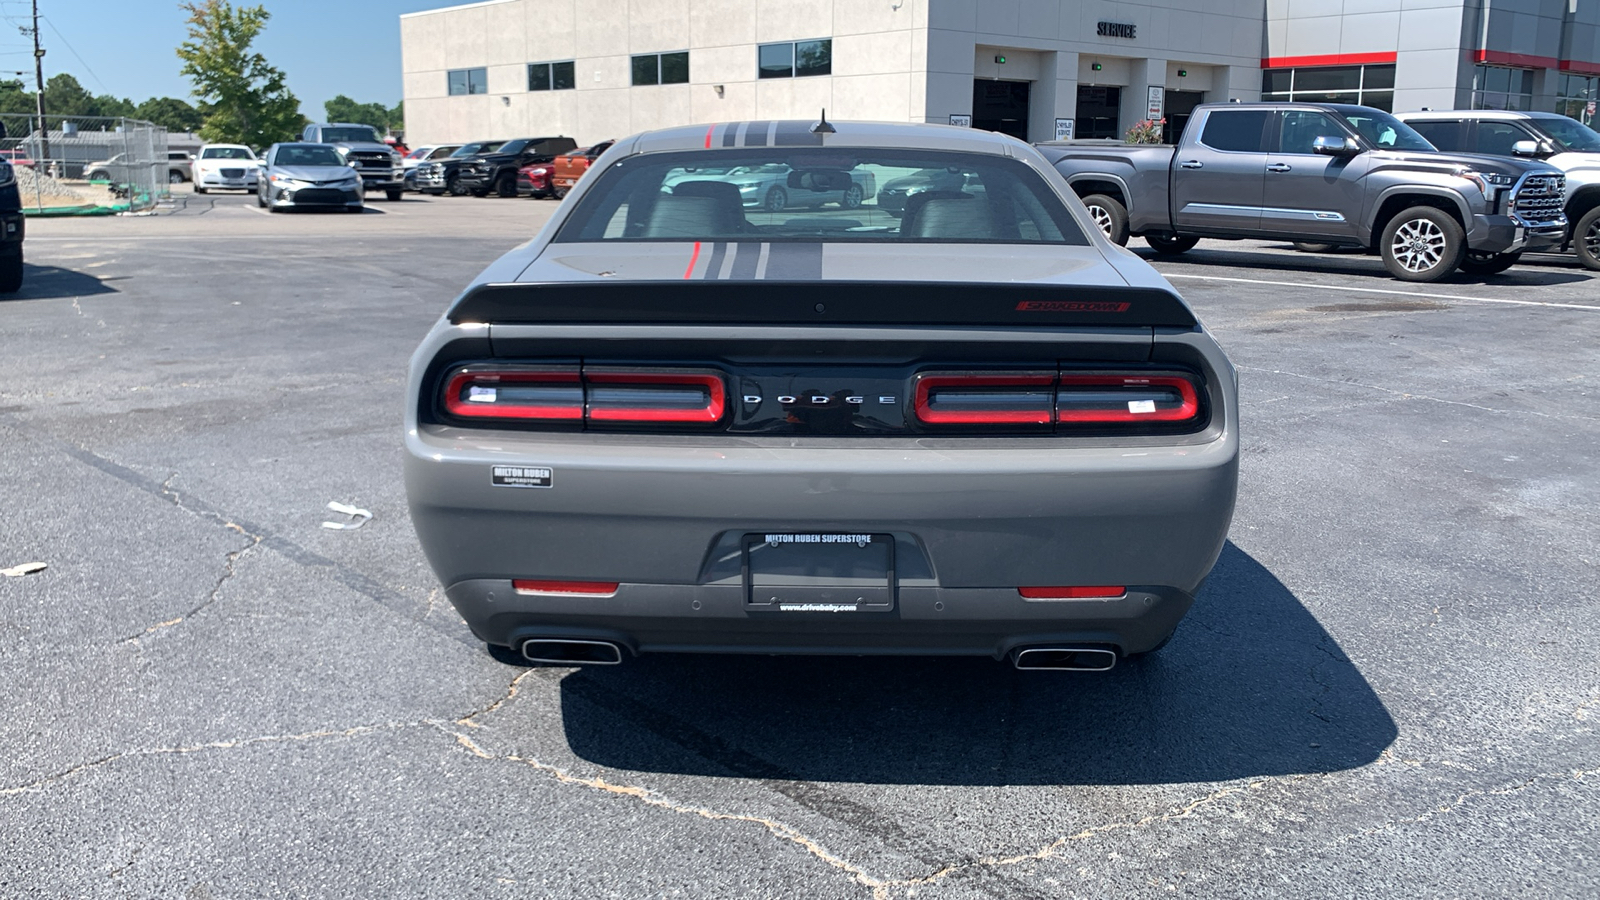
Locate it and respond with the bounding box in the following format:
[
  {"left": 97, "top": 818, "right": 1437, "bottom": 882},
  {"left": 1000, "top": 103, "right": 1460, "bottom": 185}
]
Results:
[{"left": 742, "top": 533, "right": 895, "bottom": 611}]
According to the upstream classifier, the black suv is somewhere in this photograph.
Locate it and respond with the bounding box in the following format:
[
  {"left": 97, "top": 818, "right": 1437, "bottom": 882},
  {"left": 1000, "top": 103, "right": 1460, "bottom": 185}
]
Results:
[
  {"left": 0, "top": 159, "right": 23, "bottom": 292},
  {"left": 454, "top": 136, "right": 577, "bottom": 198}
]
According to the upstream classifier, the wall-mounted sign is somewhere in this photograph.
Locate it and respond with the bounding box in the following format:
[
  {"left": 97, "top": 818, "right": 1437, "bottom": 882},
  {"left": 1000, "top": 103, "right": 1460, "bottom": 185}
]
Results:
[
  {"left": 1097, "top": 21, "right": 1136, "bottom": 39},
  {"left": 949, "top": 114, "right": 972, "bottom": 127},
  {"left": 1147, "top": 86, "right": 1164, "bottom": 120},
  {"left": 1055, "top": 118, "right": 1074, "bottom": 140}
]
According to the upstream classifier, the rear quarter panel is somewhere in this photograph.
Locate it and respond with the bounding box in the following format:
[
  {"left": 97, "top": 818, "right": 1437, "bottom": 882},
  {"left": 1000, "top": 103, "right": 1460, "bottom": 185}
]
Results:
[{"left": 1036, "top": 143, "right": 1175, "bottom": 233}]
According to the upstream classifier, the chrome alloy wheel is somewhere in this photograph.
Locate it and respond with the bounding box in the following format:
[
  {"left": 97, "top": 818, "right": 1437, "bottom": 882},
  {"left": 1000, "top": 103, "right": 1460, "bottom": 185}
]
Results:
[
  {"left": 1086, "top": 202, "right": 1115, "bottom": 239},
  {"left": 1390, "top": 217, "right": 1448, "bottom": 273},
  {"left": 1585, "top": 215, "right": 1600, "bottom": 259}
]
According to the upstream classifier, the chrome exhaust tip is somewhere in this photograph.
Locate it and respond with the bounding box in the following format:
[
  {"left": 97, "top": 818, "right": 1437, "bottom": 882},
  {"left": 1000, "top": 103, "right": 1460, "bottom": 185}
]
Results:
[
  {"left": 520, "top": 639, "right": 624, "bottom": 666},
  {"left": 1011, "top": 646, "right": 1118, "bottom": 672}
]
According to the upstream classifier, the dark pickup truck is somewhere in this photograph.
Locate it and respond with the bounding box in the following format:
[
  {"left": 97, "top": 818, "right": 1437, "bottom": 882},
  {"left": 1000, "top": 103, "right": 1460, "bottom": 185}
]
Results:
[
  {"left": 454, "top": 136, "right": 578, "bottom": 198},
  {"left": 1039, "top": 102, "right": 1568, "bottom": 281},
  {"left": 0, "top": 159, "right": 22, "bottom": 292}
]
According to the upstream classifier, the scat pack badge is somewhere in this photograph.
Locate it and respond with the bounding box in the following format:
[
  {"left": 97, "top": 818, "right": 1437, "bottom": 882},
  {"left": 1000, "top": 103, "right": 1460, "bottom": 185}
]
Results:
[{"left": 491, "top": 465, "right": 552, "bottom": 488}]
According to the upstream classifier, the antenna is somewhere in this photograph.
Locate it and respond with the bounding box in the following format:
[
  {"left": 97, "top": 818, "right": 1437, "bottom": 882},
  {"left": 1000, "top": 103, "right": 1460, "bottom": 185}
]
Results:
[{"left": 811, "top": 108, "right": 836, "bottom": 134}]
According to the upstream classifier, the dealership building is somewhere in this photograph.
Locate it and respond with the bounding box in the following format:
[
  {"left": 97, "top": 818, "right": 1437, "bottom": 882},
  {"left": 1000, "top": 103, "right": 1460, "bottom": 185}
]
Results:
[{"left": 399, "top": 0, "right": 1600, "bottom": 147}]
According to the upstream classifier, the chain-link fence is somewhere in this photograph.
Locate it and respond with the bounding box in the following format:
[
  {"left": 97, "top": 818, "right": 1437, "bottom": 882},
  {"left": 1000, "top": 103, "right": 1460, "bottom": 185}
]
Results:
[{"left": 1, "top": 114, "right": 170, "bottom": 215}]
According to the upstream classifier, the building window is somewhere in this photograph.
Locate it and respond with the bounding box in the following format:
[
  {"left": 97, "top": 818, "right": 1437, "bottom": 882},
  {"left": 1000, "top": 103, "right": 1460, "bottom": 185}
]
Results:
[
  {"left": 528, "top": 61, "right": 576, "bottom": 92},
  {"left": 758, "top": 39, "right": 832, "bottom": 79},
  {"left": 1261, "top": 63, "right": 1395, "bottom": 111},
  {"left": 1471, "top": 65, "right": 1534, "bottom": 111},
  {"left": 1556, "top": 73, "right": 1598, "bottom": 126},
  {"left": 448, "top": 67, "right": 488, "bottom": 96},
  {"left": 631, "top": 51, "right": 690, "bottom": 86}
]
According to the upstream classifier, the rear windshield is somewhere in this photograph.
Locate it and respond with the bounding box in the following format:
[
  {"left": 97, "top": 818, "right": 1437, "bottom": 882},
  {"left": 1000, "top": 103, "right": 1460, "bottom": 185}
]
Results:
[
  {"left": 556, "top": 149, "right": 1088, "bottom": 244},
  {"left": 201, "top": 147, "right": 254, "bottom": 159},
  {"left": 319, "top": 126, "right": 380, "bottom": 143}
]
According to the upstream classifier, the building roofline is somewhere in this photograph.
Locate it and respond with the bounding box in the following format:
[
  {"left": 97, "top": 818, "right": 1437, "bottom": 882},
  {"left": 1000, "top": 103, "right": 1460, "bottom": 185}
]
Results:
[{"left": 401, "top": 0, "right": 517, "bottom": 20}]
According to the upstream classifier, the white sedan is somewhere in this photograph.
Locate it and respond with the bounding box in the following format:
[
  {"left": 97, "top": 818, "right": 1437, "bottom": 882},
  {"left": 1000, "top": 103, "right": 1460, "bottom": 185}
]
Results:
[{"left": 193, "top": 144, "right": 259, "bottom": 193}]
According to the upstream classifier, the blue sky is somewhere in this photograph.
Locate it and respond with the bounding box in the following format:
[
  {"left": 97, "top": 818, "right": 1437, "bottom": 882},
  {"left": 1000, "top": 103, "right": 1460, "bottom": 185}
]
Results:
[{"left": 0, "top": 0, "right": 463, "bottom": 121}]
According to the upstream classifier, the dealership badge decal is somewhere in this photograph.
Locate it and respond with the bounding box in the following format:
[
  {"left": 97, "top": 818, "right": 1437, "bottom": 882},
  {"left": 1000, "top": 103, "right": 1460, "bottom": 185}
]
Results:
[{"left": 491, "top": 465, "right": 553, "bottom": 488}]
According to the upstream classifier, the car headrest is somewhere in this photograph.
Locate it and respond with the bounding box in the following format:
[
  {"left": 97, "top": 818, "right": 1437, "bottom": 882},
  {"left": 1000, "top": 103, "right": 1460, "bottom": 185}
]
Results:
[
  {"left": 641, "top": 194, "right": 737, "bottom": 239},
  {"left": 672, "top": 180, "right": 743, "bottom": 207},
  {"left": 901, "top": 192, "right": 999, "bottom": 240}
]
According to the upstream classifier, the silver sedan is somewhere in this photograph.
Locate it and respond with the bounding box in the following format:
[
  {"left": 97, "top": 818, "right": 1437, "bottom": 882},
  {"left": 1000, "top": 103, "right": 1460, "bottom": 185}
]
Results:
[{"left": 256, "top": 143, "right": 364, "bottom": 213}]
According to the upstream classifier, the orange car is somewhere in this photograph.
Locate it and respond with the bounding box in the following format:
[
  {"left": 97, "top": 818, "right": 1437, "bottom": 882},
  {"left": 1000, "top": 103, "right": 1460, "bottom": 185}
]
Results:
[{"left": 549, "top": 140, "right": 613, "bottom": 199}]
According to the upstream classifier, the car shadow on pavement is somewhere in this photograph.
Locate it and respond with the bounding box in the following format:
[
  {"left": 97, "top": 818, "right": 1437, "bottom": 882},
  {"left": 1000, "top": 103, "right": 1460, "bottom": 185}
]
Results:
[
  {"left": 1136, "top": 246, "right": 1593, "bottom": 288},
  {"left": 558, "top": 542, "right": 1397, "bottom": 786},
  {"left": 3, "top": 264, "right": 120, "bottom": 300}
]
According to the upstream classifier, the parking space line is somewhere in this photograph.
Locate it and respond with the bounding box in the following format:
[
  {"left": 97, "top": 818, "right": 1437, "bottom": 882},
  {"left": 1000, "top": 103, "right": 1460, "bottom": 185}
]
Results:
[{"left": 1159, "top": 272, "right": 1600, "bottom": 313}]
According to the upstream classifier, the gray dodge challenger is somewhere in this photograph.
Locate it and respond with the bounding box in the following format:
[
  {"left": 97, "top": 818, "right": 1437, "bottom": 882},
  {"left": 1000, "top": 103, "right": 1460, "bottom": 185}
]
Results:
[{"left": 405, "top": 119, "right": 1239, "bottom": 671}]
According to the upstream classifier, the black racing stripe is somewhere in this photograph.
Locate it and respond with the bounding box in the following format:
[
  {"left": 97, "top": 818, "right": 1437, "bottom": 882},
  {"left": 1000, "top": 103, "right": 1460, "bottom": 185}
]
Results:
[
  {"left": 702, "top": 241, "right": 728, "bottom": 279},
  {"left": 743, "top": 121, "right": 771, "bottom": 147},
  {"left": 762, "top": 242, "right": 823, "bottom": 280},
  {"left": 773, "top": 121, "right": 823, "bottom": 146},
  {"left": 721, "top": 123, "right": 739, "bottom": 148},
  {"left": 728, "top": 241, "right": 761, "bottom": 280}
]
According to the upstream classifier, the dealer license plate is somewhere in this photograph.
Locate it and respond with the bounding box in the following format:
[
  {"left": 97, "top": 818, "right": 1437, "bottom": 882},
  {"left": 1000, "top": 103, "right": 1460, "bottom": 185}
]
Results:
[{"left": 743, "top": 533, "right": 894, "bottom": 611}]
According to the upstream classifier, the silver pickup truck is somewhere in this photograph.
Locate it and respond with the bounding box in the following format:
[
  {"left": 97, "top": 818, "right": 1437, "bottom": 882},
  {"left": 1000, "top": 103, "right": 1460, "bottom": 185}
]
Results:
[{"left": 1038, "top": 102, "right": 1568, "bottom": 282}]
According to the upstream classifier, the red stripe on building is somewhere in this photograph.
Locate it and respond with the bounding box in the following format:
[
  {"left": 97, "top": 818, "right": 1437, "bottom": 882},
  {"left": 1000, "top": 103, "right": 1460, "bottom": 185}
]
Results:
[
  {"left": 1472, "top": 50, "right": 1559, "bottom": 69},
  {"left": 1261, "top": 52, "right": 1397, "bottom": 69},
  {"left": 1560, "top": 59, "right": 1600, "bottom": 76}
]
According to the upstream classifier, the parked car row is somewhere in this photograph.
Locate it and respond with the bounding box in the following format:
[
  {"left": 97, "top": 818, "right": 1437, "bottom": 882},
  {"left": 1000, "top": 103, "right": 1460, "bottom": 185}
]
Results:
[{"left": 1043, "top": 102, "right": 1600, "bottom": 281}]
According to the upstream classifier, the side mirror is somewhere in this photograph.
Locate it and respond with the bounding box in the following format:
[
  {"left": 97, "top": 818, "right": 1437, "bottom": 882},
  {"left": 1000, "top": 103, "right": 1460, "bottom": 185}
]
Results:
[
  {"left": 1313, "top": 136, "right": 1361, "bottom": 157},
  {"left": 1511, "top": 139, "right": 1554, "bottom": 157}
]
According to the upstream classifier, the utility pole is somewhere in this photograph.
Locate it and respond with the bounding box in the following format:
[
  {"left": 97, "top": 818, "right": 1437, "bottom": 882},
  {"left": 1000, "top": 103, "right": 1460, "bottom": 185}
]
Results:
[{"left": 31, "top": 0, "right": 48, "bottom": 161}]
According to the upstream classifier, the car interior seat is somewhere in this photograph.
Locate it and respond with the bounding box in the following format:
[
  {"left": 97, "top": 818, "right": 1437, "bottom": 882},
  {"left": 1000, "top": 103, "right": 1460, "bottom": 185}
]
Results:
[
  {"left": 900, "top": 191, "right": 1000, "bottom": 240},
  {"left": 640, "top": 193, "right": 741, "bottom": 239},
  {"left": 670, "top": 180, "right": 751, "bottom": 233}
]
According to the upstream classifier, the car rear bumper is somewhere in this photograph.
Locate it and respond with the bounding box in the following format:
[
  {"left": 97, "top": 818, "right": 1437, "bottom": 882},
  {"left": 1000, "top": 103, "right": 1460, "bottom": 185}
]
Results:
[{"left": 405, "top": 429, "right": 1238, "bottom": 657}]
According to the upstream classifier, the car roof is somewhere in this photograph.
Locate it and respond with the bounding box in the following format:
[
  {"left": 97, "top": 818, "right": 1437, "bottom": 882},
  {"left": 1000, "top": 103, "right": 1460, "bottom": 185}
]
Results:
[
  {"left": 1396, "top": 109, "right": 1545, "bottom": 120},
  {"left": 627, "top": 119, "right": 1026, "bottom": 156}
]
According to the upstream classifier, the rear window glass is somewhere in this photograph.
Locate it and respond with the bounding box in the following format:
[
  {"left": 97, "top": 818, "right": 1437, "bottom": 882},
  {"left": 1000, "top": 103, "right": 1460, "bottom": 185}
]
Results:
[
  {"left": 1406, "top": 120, "right": 1463, "bottom": 151},
  {"left": 555, "top": 149, "right": 1089, "bottom": 245}
]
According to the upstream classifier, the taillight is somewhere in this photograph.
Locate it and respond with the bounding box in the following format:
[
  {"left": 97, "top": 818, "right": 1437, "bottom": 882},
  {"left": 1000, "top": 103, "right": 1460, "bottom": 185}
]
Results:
[
  {"left": 1056, "top": 374, "right": 1199, "bottom": 424},
  {"left": 585, "top": 369, "right": 725, "bottom": 424},
  {"left": 443, "top": 366, "right": 583, "bottom": 422},
  {"left": 441, "top": 365, "right": 725, "bottom": 427},
  {"left": 513, "top": 579, "right": 619, "bottom": 596},
  {"left": 913, "top": 373, "right": 1056, "bottom": 426},
  {"left": 1018, "top": 586, "right": 1127, "bottom": 599}
]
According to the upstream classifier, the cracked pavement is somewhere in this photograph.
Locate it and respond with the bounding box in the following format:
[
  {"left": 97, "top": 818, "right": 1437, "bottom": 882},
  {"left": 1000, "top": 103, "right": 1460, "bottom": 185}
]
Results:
[{"left": 1, "top": 193, "right": 1596, "bottom": 897}]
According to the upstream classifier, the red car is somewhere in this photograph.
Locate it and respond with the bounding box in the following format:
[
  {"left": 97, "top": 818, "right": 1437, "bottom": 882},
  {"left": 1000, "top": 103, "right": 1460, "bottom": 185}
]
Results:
[
  {"left": 0, "top": 149, "right": 34, "bottom": 168},
  {"left": 516, "top": 163, "right": 554, "bottom": 198}
]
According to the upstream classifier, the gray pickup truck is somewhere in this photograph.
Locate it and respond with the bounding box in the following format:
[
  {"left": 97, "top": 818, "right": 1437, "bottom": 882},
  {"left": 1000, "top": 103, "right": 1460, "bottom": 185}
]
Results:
[
  {"left": 1038, "top": 102, "right": 1568, "bottom": 281},
  {"left": 300, "top": 123, "right": 405, "bottom": 201},
  {"left": 1395, "top": 109, "right": 1600, "bottom": 271}
]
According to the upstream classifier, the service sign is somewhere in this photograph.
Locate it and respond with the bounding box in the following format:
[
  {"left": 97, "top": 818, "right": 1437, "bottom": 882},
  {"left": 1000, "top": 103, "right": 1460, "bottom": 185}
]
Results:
[
  {"left": 1055, "top": 118, "right": 1074, "bottom": 140},
  {"left": 1147, "top": 86, "right": 1164, "bottom": 120},
  {"left": 949, "top": 114, "right": 972, "bottom": 127}
]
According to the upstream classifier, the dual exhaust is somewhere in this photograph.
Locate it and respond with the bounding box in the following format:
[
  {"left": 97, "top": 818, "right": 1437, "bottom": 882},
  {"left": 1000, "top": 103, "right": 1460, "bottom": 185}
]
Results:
[{"left": 516, "top": 639, "right": 1118, "bottom": 671}]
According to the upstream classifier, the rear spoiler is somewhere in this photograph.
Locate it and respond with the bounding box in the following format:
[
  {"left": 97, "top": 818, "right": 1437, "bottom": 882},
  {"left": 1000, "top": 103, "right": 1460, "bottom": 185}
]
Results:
[{"left": 447, "top": 280, "right": 1198, "bottom": 328}]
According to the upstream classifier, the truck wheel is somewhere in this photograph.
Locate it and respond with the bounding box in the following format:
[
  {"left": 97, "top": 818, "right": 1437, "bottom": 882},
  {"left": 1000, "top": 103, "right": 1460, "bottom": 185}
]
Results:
[
  {"left": 385, "top": 188, "right": 403, "bottom": 202},
  {"left": 168, "top": 170, "right": 185, "bottom": 184},
  {"left": 552, "top": 187, "right": 568, "bottom": 200},
  {"left": 495, "top": 173, "right": 517, "bottom": 199},
  {"left": 1574, "top": 206, "right": 1600, "bottom": 272},
  {"left": 446, "top": 174, "right": 465, "bottom": 196},
  {"left": 1459, "top": 250, "right": 1522, "bottom": 275},
  {"left": 1145, "top": 234, "right": 1198, "bottom": 254},
  {"left": 1081, "top": 193, "right": 1129, "bottom": 246},
  {"left": 1292, "top": 242, "right": 1337, "bottom": 253},
  {"left": 194, "top": 185, "right": 207, "bottom": 195},
  {"left": 1381, "top": 206, "right": 1465, "bottom": 282},
  {"left": 0, "top": 252, "right": 21, "bottom": 293}
]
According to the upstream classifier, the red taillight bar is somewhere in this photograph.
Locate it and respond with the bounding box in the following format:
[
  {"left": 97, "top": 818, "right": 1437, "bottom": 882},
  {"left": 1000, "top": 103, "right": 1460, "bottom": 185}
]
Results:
[
  {"left": 1018, "top": 586, "right": 1127, "bottom": 599},
  {"left": 443, "top": 368, "right": 583, "bottom": 421},
  {"left": 585, "top": 371, "right": 726, "bottom": 423},
  {"left": 512, "top": 579, "right": 620, "bottom": 596},
  {"left": 1056, "top": 375, "right": 1199, "bottom": 424},
  {"left": 913, "top": 374, "right": 1057, "bottom": 425}
]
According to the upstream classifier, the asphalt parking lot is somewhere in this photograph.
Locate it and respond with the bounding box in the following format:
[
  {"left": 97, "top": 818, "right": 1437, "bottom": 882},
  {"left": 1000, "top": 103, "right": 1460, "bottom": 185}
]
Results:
[{"left": 2, "top": 187, "right": 1597, "bottom": 898}]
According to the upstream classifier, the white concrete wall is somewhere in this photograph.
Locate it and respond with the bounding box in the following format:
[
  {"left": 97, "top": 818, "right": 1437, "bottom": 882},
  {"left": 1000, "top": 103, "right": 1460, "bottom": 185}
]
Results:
[{"left": 401, "top": 0, "right": 1263, "bottom": 146}]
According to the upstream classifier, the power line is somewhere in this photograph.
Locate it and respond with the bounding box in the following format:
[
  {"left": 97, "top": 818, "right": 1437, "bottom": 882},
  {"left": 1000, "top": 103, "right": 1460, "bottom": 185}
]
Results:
[{"left": 39, "top": 15, "right": 104, "bottom": 93}]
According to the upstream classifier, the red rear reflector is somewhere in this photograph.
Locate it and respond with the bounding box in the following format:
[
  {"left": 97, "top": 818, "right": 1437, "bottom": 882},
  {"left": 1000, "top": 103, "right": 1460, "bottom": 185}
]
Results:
[
  {"left": 914, "top": 373, "right": 1056, "bottom": 425},
  {"left": 443, "top": 368, "right": 583, "bottom": 421},
  {"left": 1056, "top": 375, "right": 1199, "bottom": 424},
  {"left": 512, "top": 579, "right": 620, "bottom": 596},
  {"left": 585, "top": 371, "right": 726, "bottom": 423},
  {"left": 1018, "top": 586, "right": 1127, "bottom": 599}
]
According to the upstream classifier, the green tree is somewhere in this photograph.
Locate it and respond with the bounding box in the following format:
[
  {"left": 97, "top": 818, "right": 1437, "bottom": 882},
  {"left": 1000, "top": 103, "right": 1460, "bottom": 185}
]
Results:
[
  {"left": 134, "top": 97, "right": 204, "bottom": 133},
  {"left": 324, "top": 94, "right": 399, "bottom": 133},
  {"left": 176, "top": 0, "right": 304, "bottom": 147},
  {"left": 0, "top": 79, "right": 34, "bottom": 117}
]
